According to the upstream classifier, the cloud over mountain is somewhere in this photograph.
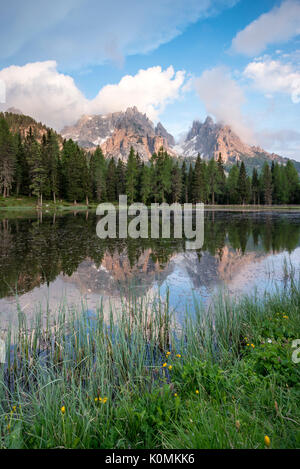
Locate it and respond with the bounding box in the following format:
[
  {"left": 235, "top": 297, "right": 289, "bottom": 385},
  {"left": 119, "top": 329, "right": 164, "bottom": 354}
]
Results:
[
  {"left": 0, "top": 61, "right": 186, "bottom": 129},
  {"left": 195, "top": 66, "right": 254, "bottom": 143}
]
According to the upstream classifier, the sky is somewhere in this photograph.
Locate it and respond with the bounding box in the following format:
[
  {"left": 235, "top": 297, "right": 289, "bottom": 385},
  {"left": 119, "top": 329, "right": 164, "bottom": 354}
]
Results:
[{"left": 0, "top": 0, "right": 300, "bottom": 160}]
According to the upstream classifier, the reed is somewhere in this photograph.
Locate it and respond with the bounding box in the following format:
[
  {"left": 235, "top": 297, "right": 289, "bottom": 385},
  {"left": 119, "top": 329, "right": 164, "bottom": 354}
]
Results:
[{"left": 0, "top": 278, "right": 299, "bottom": 449}]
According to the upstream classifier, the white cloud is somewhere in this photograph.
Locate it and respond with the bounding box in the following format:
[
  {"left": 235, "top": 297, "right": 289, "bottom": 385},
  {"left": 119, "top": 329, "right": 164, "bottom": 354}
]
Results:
[
  {"left": 195, "top": 66, "right": 254, "bottom": 142},
  {"left": 0, "top": 61, "right": 88, "bottom": 129},
  {"left": 255, "top": 128, "right": 300, "bottom": 160},
  {"left": 244, "top": 59, "right": 300, "bottom": 103},
  {"left": 0, "top": 0, "right": 238, "bottom": 68},
  {"left": 0, "top": 61, "right": 186, "bottom": 129},
  {"left": 91, "top": 66, "right": 185, "bottom": 120},
  {"left": 231, "top": 0, "right": 300, "bottom": 56}
]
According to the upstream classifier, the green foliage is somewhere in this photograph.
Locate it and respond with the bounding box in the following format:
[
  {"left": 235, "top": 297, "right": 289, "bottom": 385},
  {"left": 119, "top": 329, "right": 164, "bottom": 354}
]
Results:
[
  {"left": 0, "top": 280, "right": 299, "bottom": 449},
  {"left": 0, "top": 113, "right": 299, "bottom": 205}
]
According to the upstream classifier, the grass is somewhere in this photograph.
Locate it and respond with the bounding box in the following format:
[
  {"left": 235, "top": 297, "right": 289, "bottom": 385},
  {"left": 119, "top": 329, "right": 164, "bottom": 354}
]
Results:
[
  {"left": 0, "top": 196, "right": 95, "bottom": 213},
  {"left": 1, "top": 196, "right": 300, "bottom": 214},
  {"left": 0, "top": 282, "right": 299, "bottom": 449}
]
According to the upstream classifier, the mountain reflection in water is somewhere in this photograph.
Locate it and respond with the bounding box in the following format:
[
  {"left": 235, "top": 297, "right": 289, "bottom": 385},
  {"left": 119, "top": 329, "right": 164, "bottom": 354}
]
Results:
[{"left": 0, "top": 211, "right": 300, "bottom": 325}]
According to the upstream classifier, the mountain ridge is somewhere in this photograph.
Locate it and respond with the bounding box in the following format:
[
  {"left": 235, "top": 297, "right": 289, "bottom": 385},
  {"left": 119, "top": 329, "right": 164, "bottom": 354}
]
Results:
[{"left": 2, "top": 106, "right": 299, "bottom": 173}]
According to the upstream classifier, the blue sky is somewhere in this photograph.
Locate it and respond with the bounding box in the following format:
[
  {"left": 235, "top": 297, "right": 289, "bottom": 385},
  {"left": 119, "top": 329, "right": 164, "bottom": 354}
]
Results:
[{"left": 0, "top": 0, "right": 300, "bottom": 160}]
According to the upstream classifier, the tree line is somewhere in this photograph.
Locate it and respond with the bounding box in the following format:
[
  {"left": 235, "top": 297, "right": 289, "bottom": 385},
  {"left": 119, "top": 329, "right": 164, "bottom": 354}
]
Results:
[{"left": 0, "top": 116, "right": 299, "bottom": 205}]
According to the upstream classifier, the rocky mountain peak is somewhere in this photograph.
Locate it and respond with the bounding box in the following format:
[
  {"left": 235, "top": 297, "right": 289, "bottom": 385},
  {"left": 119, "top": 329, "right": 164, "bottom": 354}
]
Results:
[
  {"left": 61, "top": 107, "right": 176, "bottom": 161},
  {"left": 155, "top": 122, "right": 175, "bottom": 147}
]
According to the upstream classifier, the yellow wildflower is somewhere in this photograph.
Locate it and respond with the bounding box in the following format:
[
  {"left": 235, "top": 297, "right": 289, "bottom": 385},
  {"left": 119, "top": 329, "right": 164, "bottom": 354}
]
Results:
[
  {"left": 247, "top": 344, "right": 250, "bottom": 346},
  {"left": 168, "top": 365, "right": 173, "bottom": 371},
  {"left": 162, "top": 363, "right": 167, "bottom": 368},
  {"left": 174, "top": 393, "right": 178, "bottom": 397},
  {"left": 102, "top": 397, "right": 108, "bottom": 404},
  {"left": 264, "top": 435, "right": 271, "bottom": 448},
  {"left": 283, "top": 315, "right": 288, "bottom": 319},
  {"left": 12, "top": 406, "right": 16, "bottom": 412},
  {"left": 95, "top": 397, "right": 98, "bottom": 402},
  {"left": 176, "top": 354, "right": 181, "bottom": 358},
  {"left": 166, "top": 352, "right": 171, "bottom": 356},
  {"left": 251, "top": 344, "right": 255, "bottom": 348},
  {"left": 195, "top": 390, "right": 199, "bottom": 395},
  {"left": 61, "top": 406, "right": 66, "bottom": 415}
]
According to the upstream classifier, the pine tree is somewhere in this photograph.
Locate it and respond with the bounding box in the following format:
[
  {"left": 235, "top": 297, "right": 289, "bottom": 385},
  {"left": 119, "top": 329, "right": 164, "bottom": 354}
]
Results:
[
  {"left": 140, "top": 163, "right": 151, "bottom": 205},
  {"left": 181, "top": 160, "right": 188, "bottom": 204},
  {"left": 106, "top": 158, "right": 117, "bottom": 202},
  {"left": 192, "top": 154, "right": 203, "bottom": 203},
  {"left": 45, "top": 129, "right": 60, "bottom": 203},
  {"left": 116, "top": 158, "right": 126, "bottom": 198},
  {"left": 29, "top": 140, "right": 47, "bottom": 206},
  {"left": 207, "top": 158, "right": 218, "bottom": 205},
  {"left": 90, "top": 147, "right": 107, "bottom": 202},
  {"left": 216, "top": 153, "right": 226, "bottom": 204},
  {"left": 226, "top": 165, "right": 239, "bottom": 204},
  {"left": 61, "top": 140, "right": 85, "bottom": 203},
  {"left": 0, "top": 117, "right": 16, "bottom": 198},
  {"left": 151, "top": 147, "right": 172, "bottom": 203},
  {"left": 285, "top": 160, "right": 300, "bottom": 204},
  {"left": 262, "top": 162, "right": 272, "bottom": 205},
  {"left": 251, "top": 168, "right": 259, "bottom": 205},
  {"left": 171, "top": 162, "right": 182, "bottom": 203},
  {"left": 238, "top": 161, "right": 248, "bottom": 205},
  {"left": 14, "top": 133, "right": 30, "bottom": 196},
  {"left": 126, "top": 147, "right": 137, "bottom": 204},
  {"left": 187, "top": 163, "right": 194, "bottom": 203}
]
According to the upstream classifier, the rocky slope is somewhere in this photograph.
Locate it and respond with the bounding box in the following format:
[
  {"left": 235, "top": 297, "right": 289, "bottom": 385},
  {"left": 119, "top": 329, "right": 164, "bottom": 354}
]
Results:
[{"left": 61, "top": 107, "right": 176, "bottom": 161}]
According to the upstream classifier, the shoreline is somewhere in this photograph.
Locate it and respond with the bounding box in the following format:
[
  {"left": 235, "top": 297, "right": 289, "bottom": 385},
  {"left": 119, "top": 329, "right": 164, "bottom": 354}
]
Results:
[{"left": 1, "top": 197, "right": 300, "bottom": 215}]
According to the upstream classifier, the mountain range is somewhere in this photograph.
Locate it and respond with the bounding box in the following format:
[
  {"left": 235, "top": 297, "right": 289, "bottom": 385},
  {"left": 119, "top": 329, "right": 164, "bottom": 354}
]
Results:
[
  {"left": 61, "top": 107, "right": 299, "bottom": 172},
  {"left": 2, "top": 106, "right": 300, "bottom": 173}
]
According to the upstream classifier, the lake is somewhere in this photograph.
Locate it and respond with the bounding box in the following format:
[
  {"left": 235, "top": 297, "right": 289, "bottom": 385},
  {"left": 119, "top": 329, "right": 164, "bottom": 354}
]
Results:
[{"left": 0, "top": 210, "right": 300, "bottom": 327}]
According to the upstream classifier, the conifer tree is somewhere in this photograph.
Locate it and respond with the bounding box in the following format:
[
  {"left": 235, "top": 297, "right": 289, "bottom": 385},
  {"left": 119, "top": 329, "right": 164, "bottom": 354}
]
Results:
[
  {"left": 14, "top": 133, "right": 29, "bottom": 196},
  {"left": 29, "top": 140, "right": 47, "bottom": 206},
  {"left": 207, "top": 158, "right": 218, "bottom": 205},
  {"left": 106, "top": 158, "right": 117, "bottom": 202},
  {"left": 45, "top": 129, "right": 60, "bottom": 203},
  {"left": 238, "top": 161, "right": 248, "bottom": 205},
  {"left": 285, "top": 160, "right": 300, "bottom": 204},
  {"left": 0, "top": 117, "right": 16, "bottom": 198},
  {"left": 262, "top": 162, "right": 272, "bottom": 205},
  {"left": 181, "top": 160, "right": 188, "bottom": 204},
  {"left": 226, "top": 165, "right": 239, "bottom": 204},
  {"left": 126, "top": 147, "right": 137, "bottom": 204},
  {"left": 90, "top": 147, "right": 107, "bottom": 202},
  {"left": 61, "top": 140, "right": 85, "bottom": 203},
  {"left": 171, "top": 162, "right": 182, "bottom": 203},
  {"left": 187, "top": 163, "right": 194, "bottom": 203},
  {"left": 216, "top": 153, "right": 226, "bottom": 204},
  {"left": 140, "top": 163, "right": 151, "bottom": 205},
  {"left": 251, "top": 168, "right": 259, "bottom": 205},
  {"left": 116, "top": 158, "right": 126, "bottom": 198}
]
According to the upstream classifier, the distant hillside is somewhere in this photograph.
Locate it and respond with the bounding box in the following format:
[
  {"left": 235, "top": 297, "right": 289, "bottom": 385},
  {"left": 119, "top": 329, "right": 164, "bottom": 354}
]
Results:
[{"left": 1, "top": 111, "right": 63, "bottom": 145}]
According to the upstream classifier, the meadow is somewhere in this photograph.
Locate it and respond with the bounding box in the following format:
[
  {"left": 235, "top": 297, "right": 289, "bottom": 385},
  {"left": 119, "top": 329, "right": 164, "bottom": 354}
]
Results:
[{"left": 0, "top": 279, "right": 299, "bottom": 449}]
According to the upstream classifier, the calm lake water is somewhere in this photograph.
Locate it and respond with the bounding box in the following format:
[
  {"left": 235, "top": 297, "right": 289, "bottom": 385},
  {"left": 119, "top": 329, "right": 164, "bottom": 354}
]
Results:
[{"left": 0, "top": 210, "right": 300, "bottom": 326}]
